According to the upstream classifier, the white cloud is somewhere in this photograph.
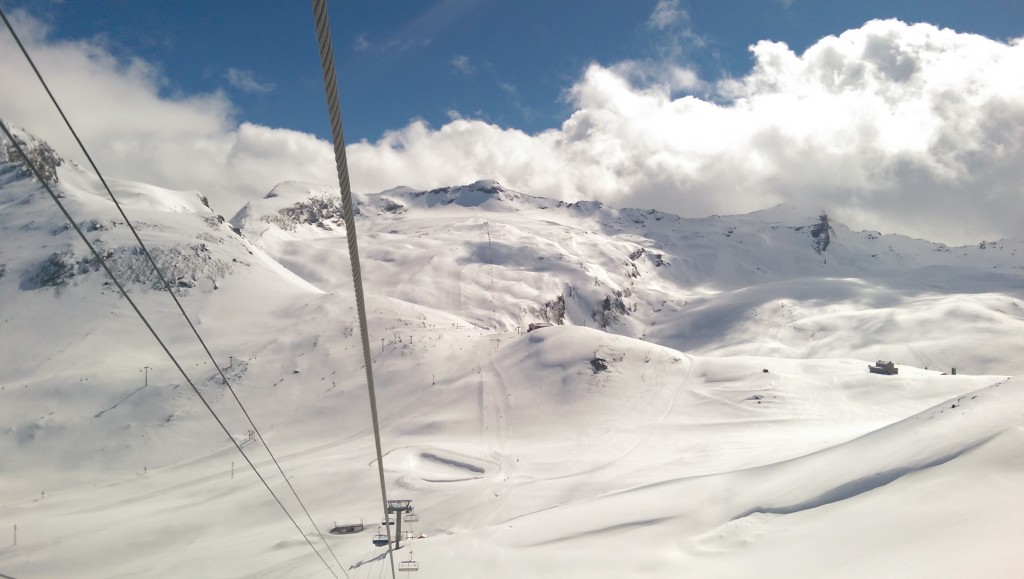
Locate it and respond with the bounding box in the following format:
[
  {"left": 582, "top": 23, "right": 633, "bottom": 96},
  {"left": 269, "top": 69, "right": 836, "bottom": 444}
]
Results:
[
  {"left": 451, "top": 54, "right": 473, "bottom": 74},
  {"left": 646, "top": 0, "right": 704, "bottom": 60},
  {"left": 648, "top": 0, "right": 685, "bottom": 31},
  {"left": 0, "top": 9, "right": 333, "bottom": 215},
  {"left": 353, "top": 33, "right": 369, "bottom": 52},
  {"left": 348, "top": 19, "right": 1024, "bottom": 244},
  {"left": 3, "top": 10, "right": 1024, "bottom": 244},
  {"left": 224, "top": 68, "right": 274, "bottom": 93}
]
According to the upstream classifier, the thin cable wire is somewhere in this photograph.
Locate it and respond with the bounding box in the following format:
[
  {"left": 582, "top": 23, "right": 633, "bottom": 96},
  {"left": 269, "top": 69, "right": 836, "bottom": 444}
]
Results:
[
  {"left": 310, "top": 1, "right": 396, "bottom": 578},
  {"left": 0, "top": 122, "right": 337, "bottom": 579},
  {"left": 0, "top": 8, "right": 348, "bottom": 576}
]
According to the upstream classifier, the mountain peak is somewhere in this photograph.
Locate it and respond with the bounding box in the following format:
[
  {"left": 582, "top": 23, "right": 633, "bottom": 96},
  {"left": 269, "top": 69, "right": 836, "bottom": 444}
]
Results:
[
  {"left": 1, "top": 120, "right": 64, "bottom": 187},
  {"left": 412, "top": 179, "right": 520, "bottom": 207}
]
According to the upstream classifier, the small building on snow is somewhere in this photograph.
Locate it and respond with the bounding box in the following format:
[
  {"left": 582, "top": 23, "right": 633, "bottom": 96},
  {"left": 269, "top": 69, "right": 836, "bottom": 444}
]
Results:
[{"left": 869, "top": 360, "right": 898, "bottom": 375}]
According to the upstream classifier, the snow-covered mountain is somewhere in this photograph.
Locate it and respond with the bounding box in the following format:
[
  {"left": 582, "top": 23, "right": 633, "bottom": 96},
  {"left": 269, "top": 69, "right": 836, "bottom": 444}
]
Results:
[
  {"left": 2, "top": 127, "right": 1023, "bottom": 577},
  {"left": 234, "top": 178, "right": 1024, "bottom": 375}
]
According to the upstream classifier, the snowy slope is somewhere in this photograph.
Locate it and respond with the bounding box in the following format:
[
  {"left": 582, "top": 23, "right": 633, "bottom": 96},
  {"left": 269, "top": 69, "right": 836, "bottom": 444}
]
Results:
[
  {"left": 0, "top": 130, "right": 323, "bottom": 491},
  {"left": 2, "top": 128, "right": 1023, "bottom": 578},
  {"left": 235, "top": 179, "right": 1024, "bottom": 376}
]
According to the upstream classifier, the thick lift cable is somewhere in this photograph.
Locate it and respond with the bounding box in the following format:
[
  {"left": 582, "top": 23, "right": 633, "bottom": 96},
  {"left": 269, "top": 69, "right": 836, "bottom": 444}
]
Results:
[
  {"left": 310, "top": 1, "right": 396, "bottom": 578},
  {"left": 2, "top": 8, "right": 346, "bottom": 577}
]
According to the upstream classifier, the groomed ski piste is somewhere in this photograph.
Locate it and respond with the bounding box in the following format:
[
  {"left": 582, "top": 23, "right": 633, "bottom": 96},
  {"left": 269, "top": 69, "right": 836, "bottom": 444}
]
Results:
[{"left": 2, "top": 131, "right": 1023, "bottom": 577}]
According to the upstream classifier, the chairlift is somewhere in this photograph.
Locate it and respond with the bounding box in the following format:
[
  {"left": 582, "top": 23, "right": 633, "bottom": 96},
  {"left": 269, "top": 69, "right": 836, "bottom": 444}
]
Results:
[
  {"left": 371, "top": 526, "right": 389, "bottom": 547},
  {"left": 382, "top": 516, "right": 396, "bottom": 525},
  {"left": 403, "top": 511, "right": 419, "bottom": 523},
  {"left": 398, "top": 550, "right": 419, "bottom": 573}
]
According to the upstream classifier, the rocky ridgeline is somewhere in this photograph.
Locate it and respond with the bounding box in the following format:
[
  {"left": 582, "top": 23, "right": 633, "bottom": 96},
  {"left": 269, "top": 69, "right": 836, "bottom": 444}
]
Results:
[
  {"left": 1, "top": 121, "right": 64, "bottom": 186},
  {"left": 1, "top": 126, "right": 241, "bottom": 296},
  {"left": 31, "top": 242, "right": 232, "bottom": 293},
  {"left": 261, "top": 192, "right": 352, "bottom": 231}
]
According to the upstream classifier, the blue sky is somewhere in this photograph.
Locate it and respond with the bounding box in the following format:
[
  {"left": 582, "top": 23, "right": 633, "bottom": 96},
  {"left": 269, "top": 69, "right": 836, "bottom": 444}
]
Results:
[
  {"left": 15, "top": 0, "right": 1022, "bottom": 142},
  {"left": 2, "top": 1, "right": 1023, "bottom": 244}
]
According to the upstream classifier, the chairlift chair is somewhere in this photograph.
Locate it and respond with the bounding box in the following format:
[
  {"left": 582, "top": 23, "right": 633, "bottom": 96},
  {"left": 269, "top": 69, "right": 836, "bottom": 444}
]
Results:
[
  {"left": 403, "top": 511, "right": 419, "bottom": 523},
  {"left": 398, "top": 551, "right": 419, "bottom": 573},
  {"left": 371, "top": 526, "right": 389, "bottom": 547}
]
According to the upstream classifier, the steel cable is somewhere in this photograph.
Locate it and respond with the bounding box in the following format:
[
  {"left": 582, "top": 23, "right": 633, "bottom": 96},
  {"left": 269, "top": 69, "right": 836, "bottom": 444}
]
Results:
[
  {"left": 2, "top": 8, "right": 347, "bottom": 577},
  {"left": 310, "top": 1, "right": 396, "bottom": 578}
]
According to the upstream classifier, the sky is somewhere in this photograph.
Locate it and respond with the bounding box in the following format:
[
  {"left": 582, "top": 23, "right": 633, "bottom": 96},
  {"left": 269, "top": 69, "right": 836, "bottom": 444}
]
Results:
[{"left": 1, "top": 0, "right": 1023, "bottom": 244}]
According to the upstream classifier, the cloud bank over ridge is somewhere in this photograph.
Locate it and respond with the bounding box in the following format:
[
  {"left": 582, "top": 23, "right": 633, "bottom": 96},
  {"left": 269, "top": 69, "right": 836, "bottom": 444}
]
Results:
[
  {"left": 3, "top": 9, "right": 1022, "bottom": 244},
  {"left": 348, "top": 19, "right": 1024, "bottom": 243}
]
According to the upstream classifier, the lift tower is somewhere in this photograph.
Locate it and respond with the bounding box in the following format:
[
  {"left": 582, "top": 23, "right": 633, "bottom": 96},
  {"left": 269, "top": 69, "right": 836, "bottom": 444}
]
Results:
[{"left": 387, "top": 499, "right": 414, "bottom": 549}]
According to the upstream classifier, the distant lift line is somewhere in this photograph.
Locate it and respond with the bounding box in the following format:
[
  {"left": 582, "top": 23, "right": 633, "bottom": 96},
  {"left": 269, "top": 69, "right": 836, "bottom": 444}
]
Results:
[
  {"left": 1, "top": 6, "right": 347, "bottom": 578},
  {"left": 0, "top": 110, "right": 343, "bottom": 579}
]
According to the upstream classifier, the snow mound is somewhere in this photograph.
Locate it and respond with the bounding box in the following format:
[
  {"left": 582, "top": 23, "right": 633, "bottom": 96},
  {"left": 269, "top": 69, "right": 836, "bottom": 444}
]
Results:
[
  {"left": 385, "top": 446, "right": 499, "bottom": 482},
  {"left": 490, "top": 377, "right": 1023, "bottom": 576}
]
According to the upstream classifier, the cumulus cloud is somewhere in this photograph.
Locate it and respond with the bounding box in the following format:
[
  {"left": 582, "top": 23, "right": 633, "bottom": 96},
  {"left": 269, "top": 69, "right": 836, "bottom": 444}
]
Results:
[
  {"left": 3, "top": 7, "right": 1024, "bottom": 244},
  {"left": 224, "top": 68, "right": 274, "bottom": 93},
  {"left": 0, "top": 9, "right": 334, "bottom": 214},
  {"left": 348, "top": 19, "right": 1024, "bottom": 244}
]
